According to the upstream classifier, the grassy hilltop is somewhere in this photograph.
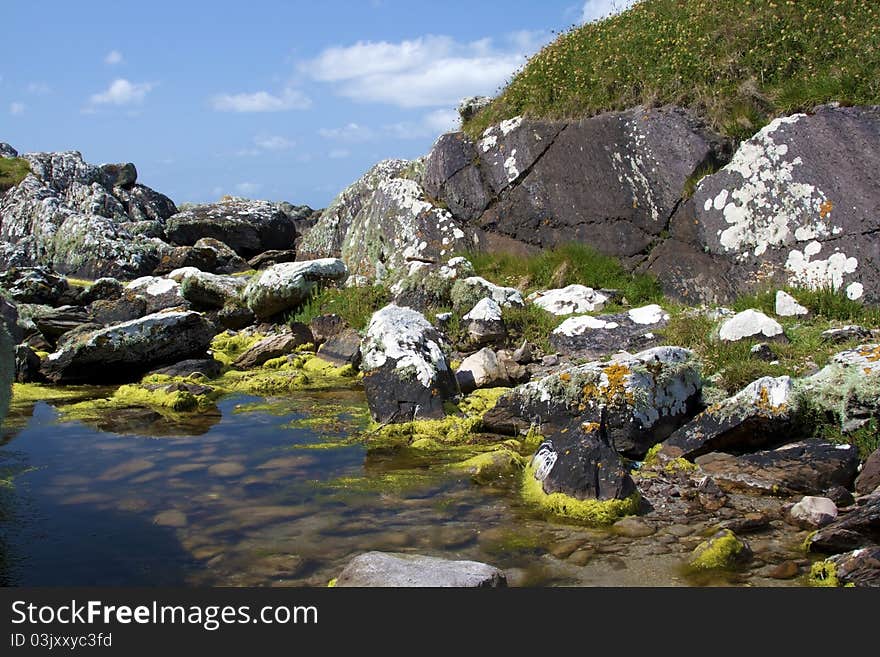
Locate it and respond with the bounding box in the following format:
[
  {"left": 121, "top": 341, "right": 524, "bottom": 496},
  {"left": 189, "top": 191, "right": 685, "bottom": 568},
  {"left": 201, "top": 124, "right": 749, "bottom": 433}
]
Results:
[{"left": 465, "top": 0, "right": 880, "bottom": 139}]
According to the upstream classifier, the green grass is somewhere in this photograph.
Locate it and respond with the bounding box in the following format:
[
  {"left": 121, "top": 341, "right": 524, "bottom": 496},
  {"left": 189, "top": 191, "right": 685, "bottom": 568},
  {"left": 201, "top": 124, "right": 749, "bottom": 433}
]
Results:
[
  {"left": 290, "top": 285, "right": 390, "bottom": 331},
  {"left": 732, "top": 285, "right": 880, "bottom": 323},
  {"left": 464, "top": 0, "right": 880, "bottom": 141},
  {"left": 466, "top": 242, "right": 663, "bottom": 304},
  {"left": 0, "top": 157, "right": 30, "bottom": 193},
  {"left": 501, "top": 304, "right": 561, "bottom": 352}
]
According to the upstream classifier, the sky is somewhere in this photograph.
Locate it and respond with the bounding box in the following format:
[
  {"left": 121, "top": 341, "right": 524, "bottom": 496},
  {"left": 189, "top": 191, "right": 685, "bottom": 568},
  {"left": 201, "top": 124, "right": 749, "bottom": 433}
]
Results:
[{"left": 2, "top": 0, "right": 637, "bottom": 208}]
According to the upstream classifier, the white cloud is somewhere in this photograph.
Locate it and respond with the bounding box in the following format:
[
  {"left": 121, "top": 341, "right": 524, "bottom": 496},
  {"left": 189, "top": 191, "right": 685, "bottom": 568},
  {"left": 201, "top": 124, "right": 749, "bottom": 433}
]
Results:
[
  {"left": 303, "top": 33, "right": 549, "bottom": 109},
  {"left": 318, "top": 123, "right": 375, "bottom": 142},
  {"left": 234, "top": 182, "right": 262, "bottom": 195},
  {"left": 210, "top": 87, "right": 311, "bottom": 112},
  {"left": 26, "top": 82, "right": 50, "bottom": 95},
  {"left": 328, "top": 149, "right": 350, "bottom": 159},
  {"left": 89, "top": 78, "right": 154, "bottom": 106},
  {"left": 254, "top": 135, "right": 296, "bottom": 151},
  {"left": 581, "top": 0, "right": 638, "bottom": 23},
  {"left": 384, "top": 109, "right": 460, "bottom": 140},
  {"left": 9, "top": 102, "right": 25, "bottom": 115},
  {"left": 105, "top": 50, "right": 124, "bottom": 65}
]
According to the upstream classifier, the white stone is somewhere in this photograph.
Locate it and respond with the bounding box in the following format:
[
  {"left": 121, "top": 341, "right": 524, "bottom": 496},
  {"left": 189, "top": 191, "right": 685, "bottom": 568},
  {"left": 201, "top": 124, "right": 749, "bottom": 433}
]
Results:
[
  {"left": 627, "top": 304, "right": 669, "bottom": 325},
  {"left": 552, "top": 315, "right": 619, "bottom": 337},
  {"left": 464, "top": 297, "right": 503, "bottom": 323},
  {"left": 527, "top": 285, "right": 608, "bottom": 316},
  {"left": 775, "top": 290, "right": 809, "bottom": 317},
  {"left": 719, "top": 309, "right": 784, "bottom": 342},
  {"left": 789, "top": 496, "right": 838, "bottom": 528},
  {"left": 456, "top": 348, "right": 507, "bottom": 391},
  {"left": 734, "top": 376, "right": 793, "bottom": 410}
]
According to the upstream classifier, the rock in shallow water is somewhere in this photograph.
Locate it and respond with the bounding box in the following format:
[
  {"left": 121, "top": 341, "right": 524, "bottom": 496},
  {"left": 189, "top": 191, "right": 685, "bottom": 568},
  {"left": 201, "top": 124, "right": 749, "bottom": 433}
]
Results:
[{"left": 336, "top": 552, "right": 506, "bottom": 587}]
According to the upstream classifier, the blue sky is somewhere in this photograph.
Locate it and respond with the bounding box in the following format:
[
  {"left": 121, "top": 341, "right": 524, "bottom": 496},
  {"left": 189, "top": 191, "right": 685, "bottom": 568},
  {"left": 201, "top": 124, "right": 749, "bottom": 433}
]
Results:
[{"left": 3, "top": 0, "right": 636, "bottom": 208}]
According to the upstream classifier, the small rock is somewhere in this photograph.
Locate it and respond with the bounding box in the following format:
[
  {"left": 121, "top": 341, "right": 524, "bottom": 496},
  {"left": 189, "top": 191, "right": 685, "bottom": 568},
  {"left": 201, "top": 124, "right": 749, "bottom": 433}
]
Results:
[
  {"left": 789, "top": 496, "right": 838, "bottom": 529},
  {"left": 336, "top": 552, "right": 506, "bottom": 587},
  {"left": 541, "top": 353, "right": 559, "bottom": 367},
  {"left": 153, "top": 510, "right": 187, "bottom": 528},
  {"left": 317, "top": 327, "right": 362, "bottom": 368},
  {"left": 309, "top": 314, "right": 348, "bottom": 345},
  {"left": 719, "top": 512, "right": 770, "bottom": 534},
  {"left": 688, "top": 529, "right": 752, "bottom": 570},
  {"left": 767, "top": 560, "right": 800, "bottom": 580},
  {"left": 208, "top": 462, "right": 246, "bottom": 477},
  {"left": 775, "top": 290, "right": 808, "bottom": 317},
  {"left": 612, "top": 517, "right": 655, "bottom": 538},
  {"left": 527, "top": 285, "right": 608, "bottom": 316},
  {"left": 821, "top": 325, "right": 871, "bottom": 344},
  {"left": 455, "top": 347, "right": 511, "bottom": 393},
  {"left": 462, "top": 297, "right": 506, "bottom": 347},
  {"left": 512, "top": 340, "right": 533, "bottom": 364},
  {"left": 234, "top": 332, "right": 309, "bottom": 369},
  {"left": 14, "top": 344, "right": 42, "bottom": 383},
  {"left": 828, "top": 546, "right": 880, "bottom": 587},
  {"left": 750, "top": 343, "right": 777, "bottom": 361},
  {"left": 855, "top": 447, "right": 880, "bottom": 496},
  {"left": 247, "top": 249, "right": 298, "bottom": 270}
]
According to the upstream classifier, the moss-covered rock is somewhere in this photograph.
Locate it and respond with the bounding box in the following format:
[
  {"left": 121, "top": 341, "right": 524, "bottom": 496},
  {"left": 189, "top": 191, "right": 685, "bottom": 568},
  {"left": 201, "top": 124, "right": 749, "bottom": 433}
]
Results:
[
  {"left": 688, "top": 529, "right": 751, "bottom": 570},
  {"left": 808, "top": 560, "right": 840, "bottom": 587},
  {"left": 451, "top": 448, "right": 526, "bottom": 484}
]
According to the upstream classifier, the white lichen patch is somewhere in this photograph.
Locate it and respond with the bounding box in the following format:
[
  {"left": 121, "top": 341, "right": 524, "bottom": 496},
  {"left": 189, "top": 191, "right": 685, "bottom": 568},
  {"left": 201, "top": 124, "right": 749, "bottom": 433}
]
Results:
[
  {"left": 127, "top": 276, "right": 179, "bottom": 297},
  {"left": 361, "top": 304, "right": 450, "bottom": 388},
  {"left": 718, "top": 309, "right": 784, "bottom": 342},
  {"left": 527, "top": 285, "right": 608, "bottom": 316},
  {"left": 479, "top": 134, "right": 498, "bottom": 152},
  {"left": 784, "top": 241, "right": 859, "bottom": 291},
  {"left": 458, "top": 277, "right": 524, "bottom": 308},
  {"left": 829, "top": 343, "right": 880, "bottom": 373},
  {"left": 775, "top": 290, "right": 809, "bottom": 317},
  {"left": 499, "top": 116, "right": 523, "bottom": 135},
  {"left": 553, "top": 315, "right": 619, "bottom": 337},
  {"left": 708, "top": 114, "right": 842, "bottom": 259},
  {"left": 627, "top": 304, "right": 669, "bottom": 325},
  {"left": 609, "top": 117, "right": 661, "bottom": 222},
  {"left": 846, "top": 282, "right": 864, "bottom": 300},
  {"left": 464, "top": 297, "right": 503, "bottom": 322},
  {"left": 503, "top": 150, "right": 520, "bottom": 182},
  {"left": 731, "top": 376, "right": 794, "bottom": 414}
]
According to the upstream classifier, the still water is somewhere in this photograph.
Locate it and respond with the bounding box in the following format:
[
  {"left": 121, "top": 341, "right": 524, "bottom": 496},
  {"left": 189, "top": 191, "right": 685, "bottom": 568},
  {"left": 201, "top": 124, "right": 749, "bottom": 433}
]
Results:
[{"left": 0, "top": 385, "right": 807, "bottom": 587}]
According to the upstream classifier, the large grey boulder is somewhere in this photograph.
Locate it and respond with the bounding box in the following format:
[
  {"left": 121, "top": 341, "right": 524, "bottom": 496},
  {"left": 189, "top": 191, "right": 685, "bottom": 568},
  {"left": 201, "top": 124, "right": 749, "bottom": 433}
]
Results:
[
  {"left": 425, "top": 106, "right": 728, "bottom": 261},
  {"left": 655, "top": 105, "right": 880, "bottom": 303},
  {"left": 41, "top": 310, "right": 215, "bottom": 383},
  {"left": 360, "top": 304, "right": 458, "bottom": 423},
  {"left": 336, "top": 552, "right": 506, "bottom": 587},
  {"left": 165, "top": 198, "right": 296, "bottom": 258},
  {"left": 243, "top": 259, "right": 347, "bottom": 320},
  {"left": 483, "top": 346, "right": 702, "bottom": 459}
]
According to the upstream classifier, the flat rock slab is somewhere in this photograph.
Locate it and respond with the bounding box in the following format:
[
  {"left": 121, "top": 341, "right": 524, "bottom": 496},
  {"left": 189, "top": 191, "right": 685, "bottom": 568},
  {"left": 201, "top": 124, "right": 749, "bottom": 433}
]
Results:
[
  {"left": 550, "top": 304, "right": 669, "bottom": 360},
  {"left": 336, "top": 551, "right": 506, "bottom": 587}
]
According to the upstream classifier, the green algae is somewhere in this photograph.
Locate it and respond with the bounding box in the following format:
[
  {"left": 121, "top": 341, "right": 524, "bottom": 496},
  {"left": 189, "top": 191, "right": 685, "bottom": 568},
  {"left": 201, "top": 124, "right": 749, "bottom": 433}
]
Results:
[
  {"left": 808, "top": 560, "right": 840, "bottom": 587},
  {"left": 521, "top": 462, "right": 640, "bottom": 525},
  {"left": 210, "top": 332, "right": 266, "bottom": 366}
]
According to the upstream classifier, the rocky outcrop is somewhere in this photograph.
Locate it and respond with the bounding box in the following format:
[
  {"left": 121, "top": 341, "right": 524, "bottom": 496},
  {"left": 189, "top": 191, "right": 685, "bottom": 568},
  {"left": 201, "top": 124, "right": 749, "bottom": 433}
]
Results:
[
  {"left": 484, "top": 346, "right": 702, "bottom": 458},
  {"left": 549, "top": 304, "right": 669, "bottom": 360},
  {"left": 165, "top": 198, "right": 296, "bottom": 258},
  {"left": 243, "top": 259, "right": 347, "bottom": 320},
  {"left": 0, "top": 150, "right": 174, "bottom": 278},
  {"left": 649, "top": 105, "right": 880, "bottom": 303},
  {"left": 336, "top": 552, "right": 506, "bottom": 587},
  {"left": 426, "top": 106, "right": 728, "bottom": 264},
  {"left": 41, "top": 310, "right": 215, "bottom": 383},
  {"left": 360, "top": 305, "right": 457, "bottom": 423}
]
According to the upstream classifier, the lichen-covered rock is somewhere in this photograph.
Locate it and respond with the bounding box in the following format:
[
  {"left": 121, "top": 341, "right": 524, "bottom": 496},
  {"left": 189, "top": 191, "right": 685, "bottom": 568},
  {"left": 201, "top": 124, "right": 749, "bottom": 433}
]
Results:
[
  {"left": 165, "top": 198, "right": 296, "bottom": 258},
  {"left": 126, "top": 276, "right": 187, "bottom": 313},
  {"left": 527, "top": 285, "right": 609, "bottom": 315},
  {"left": 29, "top": 305, "right": 90, "bottom": 341},
  {"left": 99, "top": 162, "right": 137, "bottom": 188},
  {"left": 0, "top": 323, "right": 13, "bottom": 424},
  {"left": 659, "top": 376, "right": 798, "bottom": 461},
  {"left": 81, "top": 277, "right": 124, "bottom": 304},
  {"left": 179, "top": 270, "right": 247, "bottom": 309},
  {"left": 775, "top": 290, "right": 809, "bottom": 317},
  {"left": 695, "top": 439, "right": 860, "bottom": 496},
  {"left": 718, "top": 309, "right": 785, "bottom": 342},
  {"left": 828, "top": 547, "right": 880, "bottom": 587},
  {"left": 336, "top": 552, "right": 506, "bottom": 588},
  {"left": 0, "top": 143, "right": 19, "bottom": 159},
  {"left": 462, "top": 297, "right": 506, "bottom": 348},
  {"left": 390, "top": 256, "right": 475, "bottom": 309},
  {"left": 687, "top": 106, "right": 880, "bottom": 303},
  {"left": 688, "top": 530, "right": 751, "bottom": 570},
  {"left": 550, "top": 304, "right": 669, "bottom": 360},
  {"left": 247, "top": 249, "right": 298, "bottom": 270},
  {"left": 484, "top": 346, "right": 702, "bottom": 458},
  {"left": 360, "top": 304, "right": 457, "bottom": 423},
  {"left": 111, "top": 183, "right": 177, "bottom": 224},
  {"left": 789, "top": 496, "right": 838, "bottom": 529},
  {"left": 87, "top": 291, "right": 148, "bottom": 325},
  {"left": 243, "top": 258, "right": 347, "bottom": 320},
  {"left": 0, "top": 266, "right": 71, "bottom": 305},
  {"left": 808, "top": 491, "right": 880, "bottom": 554},
  {"left": 42, "top": 310, "right": 216, "bottom": 383},
  {"left": 457, "top": 96, "right": 490, "bottom": 122},
  {"left": 450, "top": 276, "right": 524, "bottom": 313}
]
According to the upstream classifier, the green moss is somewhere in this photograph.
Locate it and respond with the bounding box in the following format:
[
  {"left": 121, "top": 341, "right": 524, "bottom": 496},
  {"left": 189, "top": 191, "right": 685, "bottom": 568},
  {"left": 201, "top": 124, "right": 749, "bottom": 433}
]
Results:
[
  {"left": 210, "top": 332, "right": 266, "bottom": 366},
  {"left": 301, "top": 356, "right": 357, "bottom": 378},
  {"left": 521, "top": 462, "right": 640, "bottom": 525},
  {"left": 113, "top": 383, "right": 219, "bottom": 413},
  {"left": 451, "top": 448, "right": 526, "bottom": 484},
  {"left": 65, "top": 277, "right": 94, "bottom": 289},
  {"left": 688, "top": 529, "right": 747, "bottom": 570},
  {"left": 808, "top": 560, "right": 840, "bottom": 587},
  {"left": 11, "top": 383, "right": 107, "bottom": 406},
  {"left": 327, "top": 578, "right": 337, "bottom": 588}
]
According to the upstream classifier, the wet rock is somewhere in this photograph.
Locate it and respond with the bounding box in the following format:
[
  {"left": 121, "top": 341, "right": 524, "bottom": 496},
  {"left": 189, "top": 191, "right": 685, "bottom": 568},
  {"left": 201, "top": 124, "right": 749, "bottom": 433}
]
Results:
[
  {"left": 153, "top": 509, "right": 187, "bottom": 528},
  {"left": 719, "top": 512, "right": 770, "bottom": 534},
  {"left": 822, "top": 325, "right": 871, "bottom": 344},
  {"left": 695, "top": 439, "right": 860, "bottom": 496},
  {"left": 527, "top": 285, "right": 608, "bottom": 315},
  {"left": 234, "top": 332, "right": 311, "bottom": 369},
  {"left": 750, "top": 343, "right": 777, "bottom": 361},
  {"left": 308, "top": 314, "right": 347, "bottom": 346},
  {"left": 688, "top": 529, "right": 752, "bottom": 570},
  {"left": 243, "top": 259, "right": 347, "bottom": 320},
  {"left": 360, "top": 304, "right": 457, "bottom": 424},
  {"left": 775, "top": 290, "right": 809, "bottom": 317},
  {"left": 452, "top": 449, "right": 525, "bottom": 484},
  {"left": 148, "top": 358, "right": 223, "bottom": 379},
  {"left": 855, "top": 448, "right": 880, "bottom": 496},
  {"left": 484, "top": 346, "right": 702, "bottom": 459},
  {"left": 208, "top": 462, "right": 246, "bottom": 477},
  {"left": 179, "top": 270, "right": 247, "bottom": 310},
  {"left": 125, "top": 276, "right": 187, "bottom": 313},
  {"left": 550, "top": 304, "right": 669, "bottom": 360},
  {"left": 14, "top": 344, "right": 42, "bottom": 383},
  {"left": 659, "top": 376, "right": 798, "bottom": 461},
  {"left": 165, "top": 198, "right": 296, "bottom": 258},
  {"left": 829, "top": 547, "right": 880, "bottom": 587},
  {"left": 317, "top": 327, "right": 361, "bottom": 368},
  {"left": 767, "top": 560, "right": 800, "bottom": 580},
  {"left": 336, "top": 552, "right": 506, "bottom": 587},
  {"left": 613, "top": 517, "right": 655, "bottom": 538},
  {"left": 42, "top": 310, "right": 216, "bottom": 384},
  {"left": 451, "top": 276, "right": 524, "bottom": 313},
  {"left": 30, "top": 305, "right": 89, "bottom": 341},
  {"left": 718, "top": 309, "right": 785, "bottom": 342},
  {"left": 462, "top": 297, "right": 506, "bottom": 347},
  {"left": 0, "top": 267, "right": 70, "bottom": 305},
  {"left": 809, "top": 491, "right": 880, "bottom": 553},
  {"left": 247, "top": 249, "right": 298, "bottom": 270},
  {"left": 789, "top": 496, "right": 838, "bottom": 529}
]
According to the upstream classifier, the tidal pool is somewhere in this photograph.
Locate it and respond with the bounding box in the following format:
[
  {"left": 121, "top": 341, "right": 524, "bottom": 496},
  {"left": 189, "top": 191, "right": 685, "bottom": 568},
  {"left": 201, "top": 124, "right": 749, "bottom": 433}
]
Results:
[{"left": 0, "top": 385, "right": 810, "bottom": 587}]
